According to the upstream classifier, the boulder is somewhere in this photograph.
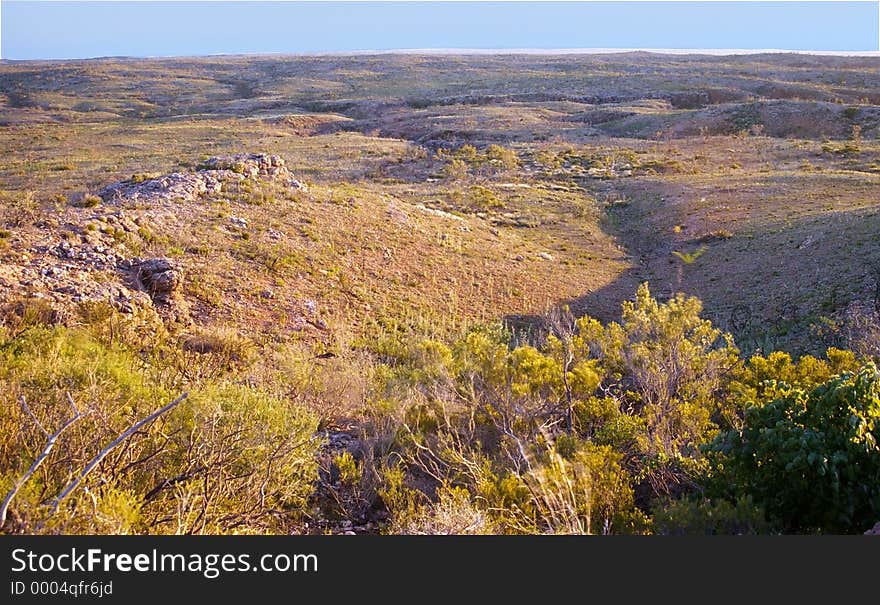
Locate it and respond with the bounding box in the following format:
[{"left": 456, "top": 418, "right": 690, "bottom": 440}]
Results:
[{"left": 134, "top": 257, "right": 181, "bottom": 306}]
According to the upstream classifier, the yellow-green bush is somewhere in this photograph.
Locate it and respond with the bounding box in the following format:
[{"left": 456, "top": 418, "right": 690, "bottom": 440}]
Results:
[
  {"left": 0, "top": 326, "right": 319, "bottom": 534},
  {"left": 370, "top": 284, "right": 742, "bottom": 533},
  {"left": 729, "top": 347, "right": 860, "bottom": 410}
]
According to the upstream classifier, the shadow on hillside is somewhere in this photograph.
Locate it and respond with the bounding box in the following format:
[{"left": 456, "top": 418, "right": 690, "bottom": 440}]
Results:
[
  {"left": 502, "top": 263, "right": 647, "bottom": 345},
  {"left": 506, "top": 202, "right": 880, "bottom": 356}
]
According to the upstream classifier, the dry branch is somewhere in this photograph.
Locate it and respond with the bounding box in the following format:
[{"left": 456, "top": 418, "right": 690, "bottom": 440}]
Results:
[
  {"left": 47, "top": 392, "right": 189, "bottom": 517},
  {"left": 0, "top": 395, "right": 87, "bottom": 528}
]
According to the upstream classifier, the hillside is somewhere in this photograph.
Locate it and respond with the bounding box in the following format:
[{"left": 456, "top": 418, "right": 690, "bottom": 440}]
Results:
[{"left": 2, "top": 53, "right": 878, "bottom": 350}]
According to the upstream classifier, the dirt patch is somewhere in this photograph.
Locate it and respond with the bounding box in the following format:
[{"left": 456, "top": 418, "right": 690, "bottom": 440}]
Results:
[{"left": 268, "top": 113, "right": 351, "bottom": 135}]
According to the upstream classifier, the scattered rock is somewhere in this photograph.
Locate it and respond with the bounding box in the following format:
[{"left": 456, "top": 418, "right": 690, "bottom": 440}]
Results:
[
  {"left": 0, "top": 241, "right": 153, "bottom": 318},
  {"left": 414, "top": 203, "right": 464, "bottom": 222},
  {"left": 229, "top": 216, "right": 248, "bottom": 228},
  {"left": 50, "top": 239, "right": 120, "bottom": 270},
  {"left": 325, "top": 431, "right": 356, "bottom": 451},
  {"left": 538, "top": 252, "right": 554, "bottom": 261},
  {"left": 200, "top": 153, "right": 308, "bottom": 192}
]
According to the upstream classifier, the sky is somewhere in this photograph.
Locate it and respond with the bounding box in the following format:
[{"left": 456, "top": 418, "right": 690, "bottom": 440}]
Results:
[{"left": 1, "top": 1, "right": 878, "bottom": 60}]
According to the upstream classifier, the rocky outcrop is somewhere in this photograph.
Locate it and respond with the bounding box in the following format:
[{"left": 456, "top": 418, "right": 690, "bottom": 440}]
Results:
[
  {"left": 0, "top": 249, "right": 152, "bottom": 319},
  {"left": 197, "top": 153, "right": 298, "bottom": 181},
  {"left": 99, "top": 171, "right": 237, "bottom": 205},
  {"left": 0, "top": 209, "right": 152, "bottom": 317},
  {"left": 98, "top": 153, "right": 307, "bottom": 206}
]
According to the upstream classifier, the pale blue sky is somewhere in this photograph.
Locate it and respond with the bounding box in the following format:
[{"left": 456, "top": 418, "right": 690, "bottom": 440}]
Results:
[{"left": 2, "top": 1, "right": 878, "bottom": 60}]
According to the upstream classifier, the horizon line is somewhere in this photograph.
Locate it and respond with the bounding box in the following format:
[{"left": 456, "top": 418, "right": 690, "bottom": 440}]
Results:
[{"left": 3, "top": 47, "right": 879, "bottom": 62}]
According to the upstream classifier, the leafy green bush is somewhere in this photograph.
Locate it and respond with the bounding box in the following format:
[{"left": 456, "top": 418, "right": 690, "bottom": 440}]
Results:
[
  {"left": 708, "top": 364, "right": 880, "bottom": 533},
  {"left": 653, "top": 496, "right": 769, "bottom": 535},
  {"left": 728, "top": 347, "right": 860, "bottom": 414}
]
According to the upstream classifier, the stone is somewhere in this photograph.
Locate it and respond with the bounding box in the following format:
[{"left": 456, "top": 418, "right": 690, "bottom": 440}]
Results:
[{"left": 134, "top": 257, "right": 181, "bottom": 306}]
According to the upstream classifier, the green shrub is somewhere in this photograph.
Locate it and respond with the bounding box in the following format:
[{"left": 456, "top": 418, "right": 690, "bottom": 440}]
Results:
[
  {"left": 578, "top": 283, "right": 739, "bottom": 463},
  {"left": 75, "top": 194, "right": 102, "bottom": 208},
  {"left": 469, "top": 185, "right": 504, "bottom": 210},
  {"left": 372, "top": 283, "right": 744, "bottom": 532},
  {"left": 443, "top": 158, "right": 469, "bottom": 180},
  {"left": 708, "top": 364, "right": 880, "bottom": 533},
  {"left": 653, "top": 496, "right": 769, "bottom": 535},
  {"left": 728, "top": 348, "right": 860, "bottom": 412},
  {"left": 391, "top": 484, "right": 493, "bottom": 535},
  {"left": 528, "top": 441, "right": 641, "bottom": 534},
  {"left": 1, "top": 298, "right": 61, "bottom": 337},
  {"left": 485, "top": 144, "right": 519, "bottom": 171}
]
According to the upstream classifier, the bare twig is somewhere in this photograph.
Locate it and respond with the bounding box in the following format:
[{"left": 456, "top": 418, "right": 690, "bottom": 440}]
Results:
[
  {"left": 1, "top": 395, "right": 87, "bottom": 529},
  {"left": 19, "top": 395, "right": 48, "bottom": 436},
  {"left": 47, "top": 392, "right": 188, "bottom": 518},
  {"left": 65, "top": 392, "right": 81, "bottom": 417}
]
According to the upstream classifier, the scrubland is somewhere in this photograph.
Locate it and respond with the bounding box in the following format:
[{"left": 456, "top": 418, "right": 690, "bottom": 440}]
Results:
[{"left": 1, "top": 53, "right": 879, "bottom": 534}]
